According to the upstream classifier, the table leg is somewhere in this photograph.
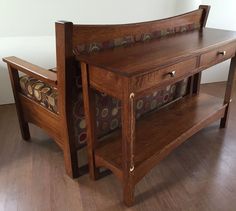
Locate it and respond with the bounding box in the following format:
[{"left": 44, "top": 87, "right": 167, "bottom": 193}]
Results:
[
  {"left": 220, "top": 56, "right": 236, "bottom": 128},
  {"left": 81, "top": 62, "right": 100, "bottom": 180},
  {"left": 193, "top": 72, "right": 202, "bottom": 95},
  {"left": 121, "top": 90, "right": 136, "bottom": 206}
]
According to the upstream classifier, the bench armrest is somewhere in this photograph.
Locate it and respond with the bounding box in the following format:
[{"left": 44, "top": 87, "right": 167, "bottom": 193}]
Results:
[{"left": 2, "top": 56, "right": 57, "bottom": 86}]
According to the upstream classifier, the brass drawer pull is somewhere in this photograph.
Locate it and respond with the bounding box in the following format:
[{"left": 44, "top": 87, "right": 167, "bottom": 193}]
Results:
[
  {"left": 218, "top": 51, "right": 226, "bottom": 56},
  {"left": 167, "top": 70, "right": 176, "bottom": 77}
]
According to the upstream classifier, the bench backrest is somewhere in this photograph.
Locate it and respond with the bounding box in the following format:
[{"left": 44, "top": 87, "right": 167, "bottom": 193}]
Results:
[{"left": 72, "top": 5, "right": 210, "bottom": 55}]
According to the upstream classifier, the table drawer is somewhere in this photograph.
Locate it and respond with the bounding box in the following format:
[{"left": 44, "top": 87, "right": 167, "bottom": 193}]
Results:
[
  {"left": 132, "top": 57, "right": 197, "bottom": 92},
  {"left": 200, "top": 44, "right": 236, "bottom": 67}
]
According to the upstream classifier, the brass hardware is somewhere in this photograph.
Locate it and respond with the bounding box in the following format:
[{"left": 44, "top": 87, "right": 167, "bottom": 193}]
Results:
[
  {"left": 130, "top": 93, "right": 135, "bottom": 99},
  {"left": 168, "top": 70, "right": 176, "bottom": 77},
  {"left": 129, "top": 92, "right": 135, "bottom": 172},
  {"left": 218, "top": 51, "right": 226, "bottom": 56}
]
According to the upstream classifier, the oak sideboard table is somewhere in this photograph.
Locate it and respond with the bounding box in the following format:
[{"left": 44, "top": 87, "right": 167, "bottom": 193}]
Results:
[{"left": 77, "top": 6, "right": 236, "bottom": 206}]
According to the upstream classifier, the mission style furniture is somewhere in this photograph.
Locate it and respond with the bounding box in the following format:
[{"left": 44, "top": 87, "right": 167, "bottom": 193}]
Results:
[
  {"left": 77, "top": 6, "right": 236, "bottom": 206},
  {"left": 2, "top": 9, "right": 189, "bottom": 178},
  {"left": 3, "top": 4, "right": 236, "bottom": 206}
]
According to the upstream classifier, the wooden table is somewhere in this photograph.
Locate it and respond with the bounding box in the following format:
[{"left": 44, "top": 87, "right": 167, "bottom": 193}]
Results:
[{"left": 77, "top": 24, "right": 236, "bottom": 205}]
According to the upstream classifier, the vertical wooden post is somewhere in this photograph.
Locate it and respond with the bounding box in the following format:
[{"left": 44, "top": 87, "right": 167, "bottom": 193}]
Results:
[
  {"left": 191, "top": 5, "right": 211, "bottom": 95},
  {"left": 185, "top": 76, "right": 194, "bottom": 96},
  {"left": 7, "top": 65, "right": 30, "bottom": 140},
  {"left": 55, "top": 21, "right": 79, "bottom": 178},
  {"left": 81, "top": 62, "right": 100, "bottom": 180},
  {"left": 121, "top": 78, "right": 135, "bottom": 206},
  {"left": 220, "top": 56, "right": 236, "bottom": 128},
  {"left": 199, "top": 5, "right": 211, "bottom": 28}
]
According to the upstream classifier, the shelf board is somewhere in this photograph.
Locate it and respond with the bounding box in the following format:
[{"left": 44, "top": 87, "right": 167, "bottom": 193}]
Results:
[{"left": 95, "top": 93, "right": 226, "bottom": 183}]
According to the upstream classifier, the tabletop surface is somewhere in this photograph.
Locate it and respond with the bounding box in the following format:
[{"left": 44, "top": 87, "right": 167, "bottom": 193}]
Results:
[{"left": 76, "top": 28, "right": 236, "bottom": 77}]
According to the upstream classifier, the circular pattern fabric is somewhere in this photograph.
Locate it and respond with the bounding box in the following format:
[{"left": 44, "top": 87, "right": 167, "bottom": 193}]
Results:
[{"left": 19, "top": 75, "right": 58, "bottom": 113}]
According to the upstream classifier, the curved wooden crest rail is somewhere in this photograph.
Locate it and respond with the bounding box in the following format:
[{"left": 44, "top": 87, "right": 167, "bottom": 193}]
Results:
[{"left": 74, "top": 5, "right": 236, "bottom": 206}]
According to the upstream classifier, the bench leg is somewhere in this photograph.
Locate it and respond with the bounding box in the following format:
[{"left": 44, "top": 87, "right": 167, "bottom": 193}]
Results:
[
  {"left": 18, "top": 118, "right": 30, "bottom": 141},
  {"left": 8, "top": 66, "right": 30, "bottom": 140}
]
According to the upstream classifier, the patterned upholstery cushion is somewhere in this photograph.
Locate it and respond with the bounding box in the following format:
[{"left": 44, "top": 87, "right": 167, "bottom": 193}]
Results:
[
  {"left": 19, "top": 74, "right": 188, "bottom": 148},
  {"left": 20, "top": 75, "right": 58, "bottom": 113}
]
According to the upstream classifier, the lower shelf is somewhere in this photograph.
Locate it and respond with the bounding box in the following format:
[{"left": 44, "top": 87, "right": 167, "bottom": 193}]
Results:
[{"left": 95, "top": 93, "right": 226, "bottom": 183}]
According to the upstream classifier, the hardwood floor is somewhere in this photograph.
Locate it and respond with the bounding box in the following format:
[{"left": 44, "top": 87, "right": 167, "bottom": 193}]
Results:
[{"left": 1, "top": 82, "right": 236, "bottom": 211}]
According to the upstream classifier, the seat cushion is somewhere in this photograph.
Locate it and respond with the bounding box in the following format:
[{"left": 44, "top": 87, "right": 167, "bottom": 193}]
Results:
[
  {"left": 20, "top": 75, "right": 58, "bottom": 113},
  {"left": 19, "top": 75, "right": 188, "bottom": 148}
]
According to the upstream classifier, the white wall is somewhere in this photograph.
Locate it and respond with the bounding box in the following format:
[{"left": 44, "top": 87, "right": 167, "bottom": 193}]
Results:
[{"left": 1, "top": 0, "right": 236, "bottom": 104}]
